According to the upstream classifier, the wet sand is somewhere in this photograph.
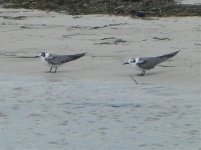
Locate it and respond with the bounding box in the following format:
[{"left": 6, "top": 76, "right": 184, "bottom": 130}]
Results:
[{"left": 0, "top": 8, "right": 200, "bottom": 150}]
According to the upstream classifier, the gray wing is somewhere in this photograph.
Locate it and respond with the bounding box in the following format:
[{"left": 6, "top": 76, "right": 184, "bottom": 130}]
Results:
[
  {"left": 137, "top": 50, "right": 180, "bottom": 70},
  {"left": 45, "top": 53, "right": 86, "bottom": 65},
  {"left": 136, "top": 57, "right": 156, "bottom": 70}
]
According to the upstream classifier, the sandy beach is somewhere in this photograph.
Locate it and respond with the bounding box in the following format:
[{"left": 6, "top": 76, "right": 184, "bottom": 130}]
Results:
[{"left": 0, "top": 8, "right": 200, "bottom": 150}]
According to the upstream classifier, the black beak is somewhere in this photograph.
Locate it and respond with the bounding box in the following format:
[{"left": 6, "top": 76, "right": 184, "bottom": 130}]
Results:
[{"left": 123, "top": 62, "right": 129, "bottom": 65}]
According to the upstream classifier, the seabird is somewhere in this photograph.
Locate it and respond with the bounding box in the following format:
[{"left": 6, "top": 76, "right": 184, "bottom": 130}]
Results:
[
  {"left": 39, "top": 52, "right": 86, "bottom": 73},
  {"left": 123, "top": 50, "right": 180, "bottom": 76}
]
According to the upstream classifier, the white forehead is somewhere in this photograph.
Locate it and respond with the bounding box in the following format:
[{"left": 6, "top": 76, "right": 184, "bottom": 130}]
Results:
[
  {"left": 135, "top": 57, "right": 139, "bottom": 62},
  {"left": 44, "top": 52, "right": 49, "bottom": 57},
  {"left": 128, "top": 58, "right": 136, "bottom": 62}
]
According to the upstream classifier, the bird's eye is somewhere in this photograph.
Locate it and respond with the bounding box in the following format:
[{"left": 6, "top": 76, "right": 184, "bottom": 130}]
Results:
[{"left": 41, "top": 53, "right": 45, "bottom": 57}]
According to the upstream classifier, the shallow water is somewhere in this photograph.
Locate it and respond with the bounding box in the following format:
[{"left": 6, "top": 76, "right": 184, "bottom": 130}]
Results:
[{"left": 0, "top": 75, "right": 200, "bottom": 150}]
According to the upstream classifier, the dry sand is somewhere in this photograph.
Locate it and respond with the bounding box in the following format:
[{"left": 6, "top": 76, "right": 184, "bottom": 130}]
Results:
[
  {"left": 180, "top": 0, "right": 201, "bottom": 4},
  {"left": 0, "top": 8, "right": 200, "bottom": 150}
]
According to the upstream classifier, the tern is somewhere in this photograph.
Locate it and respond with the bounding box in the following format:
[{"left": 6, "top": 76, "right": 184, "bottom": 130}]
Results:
[
  {"left": 123, "top": 50, "right": 180, "bottom": 76},
  {"left": 39, "top": 52, "right": 86, "bottom": 73}
]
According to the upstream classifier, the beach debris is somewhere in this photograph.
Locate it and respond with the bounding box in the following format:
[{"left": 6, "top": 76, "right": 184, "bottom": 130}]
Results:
[
  {"left": 71, "top": 25, "right": 84, "bottom": 29},
  {"left": 136, "top": 11, "right": 146, "bottom": 17},
  {"left": 153, "top": 37, "right": 171, "bottom": 40},
  {"left": 113, "top": 39, "right": 127, "bottom": 44},
  {"left": 72, "top": 15, "right": 82, "bottom": 19},
  {"left": 97, "top": 37, "right": 127, "bottom": 45},
  {"left": 3, "top": 1, "right": 201, "bottom": 17},
  {"left": 91, "top": 23, "right": 127, "bottom": 29},
  {"left": 91, "top": 25, "right": 107, "bottom": 29},
  {"left": 68, "top": 23, "right": 127, "bottom": 30},
  {"left": 110, "top": 103, "right": 141, "bottom": 108},
  {"left": 20, "top": 25, "right": 32, "bottom": 29},
  {"left": 1, "top": 16, "right": 27, "bottom": 20},
  {"left": 194, "top": 43, "right": 201, "bottom": 46}
]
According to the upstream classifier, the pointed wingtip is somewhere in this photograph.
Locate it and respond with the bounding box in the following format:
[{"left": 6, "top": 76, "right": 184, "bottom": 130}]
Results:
[
  {"left": 77, "top": 52, "right": 87, "bottom": 56},
  {"left": 83, "top": 52, "right": 87, "bottom": 56},
  {"left": 169, "top": 50, "right": 180, "bottom": 56},
  {"left": 174, "top": 50, "right": 181, "bottom": 55},
  {"left": 81, "top": 52, "right": 87, "bottom": 56},
  {"left": 79, "top": 52, "right": 87, "bottom": 57}
]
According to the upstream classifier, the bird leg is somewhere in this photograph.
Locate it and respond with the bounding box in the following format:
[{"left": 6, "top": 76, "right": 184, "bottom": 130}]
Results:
[
  {"left": 49, "top": 67, "right": 52, "bottom": 72},
  {"left": 54, "top": 67, "right": 57, "bottom": 73},
  {"left": 140, "top": 70, "right": 145, "bottom": 76}
]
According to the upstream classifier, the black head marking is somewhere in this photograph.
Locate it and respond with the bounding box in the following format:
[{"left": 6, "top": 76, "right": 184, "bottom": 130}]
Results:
[
  {"left": 41, "top": 52, "right": 45, "bottom": 57},
  {"left": 129, "top": 59, "right": 136, "bottom": 63}
]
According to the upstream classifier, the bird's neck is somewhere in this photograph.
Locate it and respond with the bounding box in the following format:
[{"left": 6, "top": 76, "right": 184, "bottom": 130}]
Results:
[{"left": 40, "top": 57, "right": 46, "bottom": 63}]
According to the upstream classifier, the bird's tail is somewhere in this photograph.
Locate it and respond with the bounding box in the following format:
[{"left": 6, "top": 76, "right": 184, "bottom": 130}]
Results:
[{"left": 155, "top": 50, "right": 180, "bottom": 64}]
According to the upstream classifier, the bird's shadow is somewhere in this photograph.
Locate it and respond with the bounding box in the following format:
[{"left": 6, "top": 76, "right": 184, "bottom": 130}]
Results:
[
  {"left": 46, "top": 71, "right": 56, "bottom": 73},
  {"left": 45, "top": 69, "right": 78, "bottom": 74}
]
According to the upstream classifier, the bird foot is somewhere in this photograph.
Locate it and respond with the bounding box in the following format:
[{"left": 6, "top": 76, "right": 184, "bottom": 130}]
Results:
[
  {"left": 137, "top": 74, "right": 144, "bottom": 76},
  {"left": 137, "top": 71, "right": 145, "bottom": 76}
]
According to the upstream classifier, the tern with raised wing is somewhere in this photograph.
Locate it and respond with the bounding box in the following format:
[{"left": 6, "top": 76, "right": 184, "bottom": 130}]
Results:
[
  {"left": 39, "top": 52, "right": 86, "bottom": 73},
  {"left": 123, "top": 50, "right": 180, "bottom": 76}
]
